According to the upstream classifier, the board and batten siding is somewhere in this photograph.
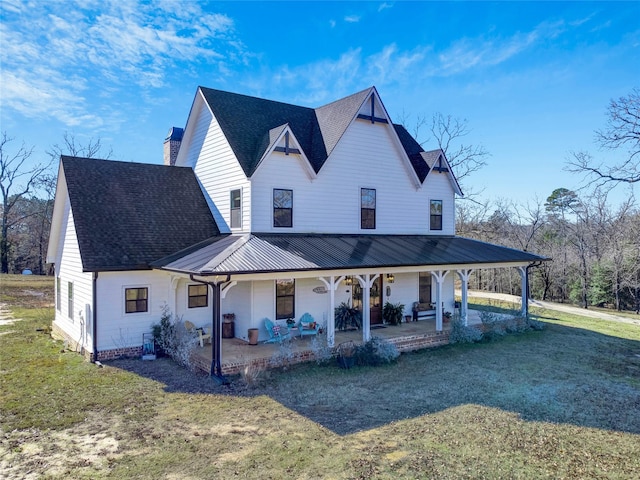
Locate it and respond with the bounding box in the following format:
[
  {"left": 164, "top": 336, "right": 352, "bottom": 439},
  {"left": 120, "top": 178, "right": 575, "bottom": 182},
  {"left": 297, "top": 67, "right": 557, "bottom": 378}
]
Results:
[
  {"left": 177, "top": 97, "right": 251, "bottom": 233},
  {"left": 250, "top": 118, "right": 456, "bottom": 234},
  {"left": 53, "top": 199, "right": 94, "bottom": 350},
  {"left": 96, "top": 271, "right": 172, "bottom": 351}
]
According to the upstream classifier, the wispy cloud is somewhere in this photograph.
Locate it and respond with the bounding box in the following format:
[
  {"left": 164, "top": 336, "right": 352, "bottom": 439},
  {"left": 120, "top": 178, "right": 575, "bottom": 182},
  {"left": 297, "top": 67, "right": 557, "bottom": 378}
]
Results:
[
  {"left": 378, "top": 2, "right": 393, "bottom": 13},
  {"left": 344, "top": 15, "right": 361, "bottom": 23},
  {"left": 0, "top": 0, "right": 241, "bottom": 128}
]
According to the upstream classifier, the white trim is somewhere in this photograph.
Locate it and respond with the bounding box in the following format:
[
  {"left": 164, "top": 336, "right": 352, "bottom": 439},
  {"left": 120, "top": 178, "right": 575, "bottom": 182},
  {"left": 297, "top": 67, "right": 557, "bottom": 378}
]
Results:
[{"left": 122, "top": 284, "right": 151, "bottom": 316}]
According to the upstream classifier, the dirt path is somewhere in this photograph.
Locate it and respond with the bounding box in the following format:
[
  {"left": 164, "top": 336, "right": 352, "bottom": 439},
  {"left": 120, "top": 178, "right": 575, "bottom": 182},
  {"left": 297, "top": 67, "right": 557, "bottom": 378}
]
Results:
[{"left": 465, "top": 290, "right": 640, "bottom": 327}]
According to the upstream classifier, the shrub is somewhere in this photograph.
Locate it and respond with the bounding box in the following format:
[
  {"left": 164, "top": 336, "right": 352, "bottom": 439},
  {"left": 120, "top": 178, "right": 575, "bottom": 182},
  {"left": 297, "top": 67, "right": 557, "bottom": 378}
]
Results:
[
  {"left": 310, "top": 335, "right": 333, "bottom": 365},
  {"left": 355, "top": 336, "right": 400, "bottom": 366},
  {"left": 240, "top": 361, "right": 265, "bottom": 389},
  {"left": 449, "top": 318, "right": 483, "bottom": 344},
  {"left": 526, "top": 317, "right": 546, "bottom": 331},
  {"left": 269, "top": 338, "right": 295, "bottom": 370},
  {"left": 151, "top": 305, "right": 199, "bottom": 369},
  {"left": 480, "top": 311, "right": 507, "bottom": 342}
]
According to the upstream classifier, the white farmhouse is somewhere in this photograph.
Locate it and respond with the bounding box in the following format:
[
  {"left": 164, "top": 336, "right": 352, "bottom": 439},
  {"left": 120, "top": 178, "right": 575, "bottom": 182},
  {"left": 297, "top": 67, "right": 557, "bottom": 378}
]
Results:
[{"left": 47, "top": 86, "right": 545, "bottom": 378}]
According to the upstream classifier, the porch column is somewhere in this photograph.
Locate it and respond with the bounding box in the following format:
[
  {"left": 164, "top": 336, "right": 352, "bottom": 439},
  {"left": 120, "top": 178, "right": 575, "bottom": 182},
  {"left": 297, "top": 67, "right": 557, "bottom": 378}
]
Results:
[
  {"left": 457, "top": 269, "right": 474, "bottom": 325},
  {"left": 356, "top": 274, "right": 378, "bottom": 342},
  {"left": 168, "top": 276, "right": 180, "bottom": 315},
  {"left": 518, "top": 266, "right": 528, "bottom": 317},
  {"left": 319, "top": 276, "right": 343, "bottom": 348},
  {"left": 431, "top": 270, "right": 449, "bottom": 331}
]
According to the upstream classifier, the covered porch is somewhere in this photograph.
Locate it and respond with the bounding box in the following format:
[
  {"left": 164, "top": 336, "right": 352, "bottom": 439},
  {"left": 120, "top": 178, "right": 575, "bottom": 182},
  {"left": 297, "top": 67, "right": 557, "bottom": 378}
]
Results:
[{"left": 191, "top": 309, "right": 486, "bottom": 375}]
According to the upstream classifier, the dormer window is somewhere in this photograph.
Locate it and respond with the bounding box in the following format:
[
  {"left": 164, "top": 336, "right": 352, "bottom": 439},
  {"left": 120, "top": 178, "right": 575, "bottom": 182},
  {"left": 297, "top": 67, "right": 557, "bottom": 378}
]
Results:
[
  {"left": 230, "top": 189, "right": 241, "bottom": 229},
  {"left": 430, "top": 200, "right": 443, "bottom": 231},
  {"left": 273, "top": 189, "right": 293, "bottom": 228},
  {"left": 361, "top": 188, "right": 376, "bottom": 229}
]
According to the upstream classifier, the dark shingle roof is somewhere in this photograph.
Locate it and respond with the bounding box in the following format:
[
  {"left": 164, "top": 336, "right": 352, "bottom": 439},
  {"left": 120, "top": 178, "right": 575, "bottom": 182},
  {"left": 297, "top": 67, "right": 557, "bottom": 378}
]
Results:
[
  {"left": 154, "top": 233, "right": 547, "bottom": 275},
  {"left": 199, "top": 87, "right": 327, "bottom": 177},
  {"left": 62, "top": 156, "right": 220, "bottom": 271},
  {"left": 199, "top": 86, "right": 437, "bottom": 182}
]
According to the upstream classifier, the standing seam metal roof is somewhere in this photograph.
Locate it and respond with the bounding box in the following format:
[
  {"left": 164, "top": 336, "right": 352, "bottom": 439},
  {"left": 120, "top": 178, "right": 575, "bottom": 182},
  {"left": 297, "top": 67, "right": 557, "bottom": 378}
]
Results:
[{"left": 152, "top": 233, "right": 547, "bottom": 275}]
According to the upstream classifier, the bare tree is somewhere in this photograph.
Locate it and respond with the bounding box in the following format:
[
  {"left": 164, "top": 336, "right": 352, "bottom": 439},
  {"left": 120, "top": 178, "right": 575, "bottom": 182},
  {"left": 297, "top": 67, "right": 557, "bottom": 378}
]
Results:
[
  {"left": 0, "top": 133, "right": 52, "bottom": 273},
  {"left": 568, "top": 87, "right": 640, "bottom": 186},
  {"left": 399, "top": 111, "right": 489, "bottom": 195},
  {"left": 47, "top": 131, "right": 112, "bottom": 161}
]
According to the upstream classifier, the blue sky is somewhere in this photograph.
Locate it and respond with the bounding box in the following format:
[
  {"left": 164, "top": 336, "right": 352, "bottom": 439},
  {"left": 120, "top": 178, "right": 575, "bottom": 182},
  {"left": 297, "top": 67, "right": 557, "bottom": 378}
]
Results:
[{"left": 1, "top": 1, "right": 638, "bottom": 205}]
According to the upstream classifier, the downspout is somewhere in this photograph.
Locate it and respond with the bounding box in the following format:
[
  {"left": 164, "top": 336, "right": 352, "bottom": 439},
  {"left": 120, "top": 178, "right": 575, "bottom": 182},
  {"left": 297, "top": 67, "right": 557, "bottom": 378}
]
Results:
[
  {"left": 92, "top": 272, "right": 98, "bottom": 363},
  {"left": 190, "top": 274, "right": 231, "bottom": 384}
]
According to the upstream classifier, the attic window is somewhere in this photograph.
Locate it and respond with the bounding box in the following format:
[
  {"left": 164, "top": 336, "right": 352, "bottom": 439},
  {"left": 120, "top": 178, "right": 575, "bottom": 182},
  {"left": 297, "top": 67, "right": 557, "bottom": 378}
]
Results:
[
  {"left": 356, "top": 95, "right": 389, "bottom": 124},
  {"left": 230, "top": 189, "right": 241, "bottom": 228},
  {"left": 434, "top": 155, "right": 449, "bottom": 173},
  {"left": 361, "top": 188, "right": 376, "bottom": 229},
  {"left": 274, "top": 131, "right": 301, "bottom": 155},
  {"left": 430, "top": 200, "right": 443, "bottom": 231}
]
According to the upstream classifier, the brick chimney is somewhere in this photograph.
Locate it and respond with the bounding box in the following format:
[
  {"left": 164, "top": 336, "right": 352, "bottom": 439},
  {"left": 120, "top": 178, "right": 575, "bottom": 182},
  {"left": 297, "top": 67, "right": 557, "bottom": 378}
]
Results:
[{"left": 164, "top": 127, "right": 184, "bottom": 166}]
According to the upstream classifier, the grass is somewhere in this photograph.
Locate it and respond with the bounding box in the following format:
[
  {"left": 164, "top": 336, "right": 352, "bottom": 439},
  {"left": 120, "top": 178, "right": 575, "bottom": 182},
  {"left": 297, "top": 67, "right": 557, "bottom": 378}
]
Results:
[{"left": 1, "top": 274, "right": 639, "bottom": 479}]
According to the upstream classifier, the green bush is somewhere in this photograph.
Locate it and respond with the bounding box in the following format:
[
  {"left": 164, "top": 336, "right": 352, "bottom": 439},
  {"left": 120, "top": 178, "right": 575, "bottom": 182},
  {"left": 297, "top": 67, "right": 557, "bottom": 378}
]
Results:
[
  {"left": 151, "top": 305, "right": 198, "bottom": 369},
  {"left": 334, "top": 302, "right": 362, "bottom": 330},
  {"left": 382, "top": 301, "right": 405, "bottom": 325},
  {"left": 480, "top": 311, "right": 507, "bottom": 342}
]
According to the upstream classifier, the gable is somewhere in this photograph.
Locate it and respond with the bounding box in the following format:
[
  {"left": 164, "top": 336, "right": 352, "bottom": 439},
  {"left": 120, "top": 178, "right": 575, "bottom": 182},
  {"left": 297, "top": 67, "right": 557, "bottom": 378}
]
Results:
[
  {"left": 56, "top": 156, "right": 221, "bottom": 271},
  {"left": 190, "top": 85, "right": 462, "bottom": 190}
]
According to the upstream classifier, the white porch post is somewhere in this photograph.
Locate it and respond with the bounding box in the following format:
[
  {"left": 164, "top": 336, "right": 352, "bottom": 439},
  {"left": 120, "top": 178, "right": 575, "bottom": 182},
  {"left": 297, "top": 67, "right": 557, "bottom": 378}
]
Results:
[
  {"left": 319, "top": 276, "right": 343, "bottom": 347},
  {"left": 356, "top": 274, "right": 378, "bottom": 343},
  {"left": 457, "top": 269, "right": 474, "bottom": 325},
  {"left": 169, "top": 276, "right": 180, "bottom": 315},
  {"left": 431, "top": 270, "right": 449, "bottom": 331},
  {"left": 518, "top": 266, "right": 528, "bottom": 317}
]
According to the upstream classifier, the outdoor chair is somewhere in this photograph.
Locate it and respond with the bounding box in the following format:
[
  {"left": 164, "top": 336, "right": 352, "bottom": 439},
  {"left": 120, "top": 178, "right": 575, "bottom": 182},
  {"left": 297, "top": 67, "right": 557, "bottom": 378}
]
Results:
[
  {"left": 184, "top": 320, "right": 212, "bottom": 347},
  {"left": 295, "top": 312, "right": 320, "bottom": 338},
  {"left": 263, "top": 317, "right": 291, "bottom": 343}
]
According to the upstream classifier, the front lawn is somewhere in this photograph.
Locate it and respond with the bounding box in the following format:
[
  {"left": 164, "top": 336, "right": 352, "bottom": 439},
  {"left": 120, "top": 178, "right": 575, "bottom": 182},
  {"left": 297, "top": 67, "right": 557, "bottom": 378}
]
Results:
[{"left": 1, "top": 274, "right": 639, "bottom": 479}]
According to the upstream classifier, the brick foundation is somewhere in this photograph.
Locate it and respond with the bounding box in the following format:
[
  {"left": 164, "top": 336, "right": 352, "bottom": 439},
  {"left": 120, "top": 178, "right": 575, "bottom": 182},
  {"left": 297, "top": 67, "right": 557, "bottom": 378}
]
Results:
[{"left": 51, "top": 322, "right": 143, "bottom": 362}]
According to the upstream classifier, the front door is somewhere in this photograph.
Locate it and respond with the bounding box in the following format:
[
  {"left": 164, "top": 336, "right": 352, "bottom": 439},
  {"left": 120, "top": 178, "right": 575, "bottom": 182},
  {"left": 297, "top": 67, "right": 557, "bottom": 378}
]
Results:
[{"left": 350, "top": 275, "right": 383, "bottom": 325}]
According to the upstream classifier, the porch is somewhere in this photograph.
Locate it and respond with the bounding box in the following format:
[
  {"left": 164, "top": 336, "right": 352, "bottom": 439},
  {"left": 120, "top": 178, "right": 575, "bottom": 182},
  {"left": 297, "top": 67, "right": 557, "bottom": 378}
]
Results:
[{"left": 192, "top": 310, "right": 484, "bottom": 376}]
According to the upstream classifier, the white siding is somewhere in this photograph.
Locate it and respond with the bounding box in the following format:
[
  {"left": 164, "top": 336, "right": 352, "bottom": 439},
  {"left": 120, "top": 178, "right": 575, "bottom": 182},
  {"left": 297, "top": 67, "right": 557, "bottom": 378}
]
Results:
[
  {"left": 221, "top": 281, "right": 252, "bottom": 341},
  {"left": 96, "top": 271, "right": 172, "bottom": 351},
  {"left": 250, "top": 119, "right": 456, "bottom": 234},
  {"left": 179, "top": 99, "right": 251, "bottom": 233},
  {"left": 53, "top": 200, "right": 94, "bottom": 350}
]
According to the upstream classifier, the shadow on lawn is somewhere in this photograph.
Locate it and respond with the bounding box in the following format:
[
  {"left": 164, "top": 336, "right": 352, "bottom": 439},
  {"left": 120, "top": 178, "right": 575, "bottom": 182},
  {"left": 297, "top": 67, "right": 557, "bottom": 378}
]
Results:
[{"left": 108, "top": 320, "right": 640, "bottom": 436}]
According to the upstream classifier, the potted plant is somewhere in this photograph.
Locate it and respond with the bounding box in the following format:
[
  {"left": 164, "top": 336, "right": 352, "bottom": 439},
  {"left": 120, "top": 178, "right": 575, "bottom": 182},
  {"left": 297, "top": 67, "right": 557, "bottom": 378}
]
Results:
[
  {"left": 444, "top": 311, "right": 452, "bottom": 323},
  {"left": 382, "top": 301, "right": 405, "bottom": 325},
  {"left": 336, "top": 341, "right": 356, "bottom": 369},
  {"left": 334, "top": 302, "right": 362, "bottom": 331}
]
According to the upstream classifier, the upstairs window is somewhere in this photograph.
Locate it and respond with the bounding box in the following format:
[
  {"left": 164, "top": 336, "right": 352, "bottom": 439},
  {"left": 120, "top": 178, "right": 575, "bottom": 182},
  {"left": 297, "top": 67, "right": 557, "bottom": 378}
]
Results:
[
  {"left": 125, "top": 287, "right": 148, "bottom": 314},
  {"left": 230, "top": 189, "right": 241, "bottom": 229},
  {"left": 361, "top": 188, "right": 376, "bottom": 229},
  {"left": 275, "top": 279, "right": 295, "bottom": 319},
  {"left": 67, "top": 281, "right": 73, "bottom": 320},
  {"left": 188, "top": 284, "right": 208, "bottom": 308},
  {"left": 430, "top": 199, "right": 443, "bottom": 231},
  {"left": 273, "top": 189, "right": 293, "bottom": 228}
]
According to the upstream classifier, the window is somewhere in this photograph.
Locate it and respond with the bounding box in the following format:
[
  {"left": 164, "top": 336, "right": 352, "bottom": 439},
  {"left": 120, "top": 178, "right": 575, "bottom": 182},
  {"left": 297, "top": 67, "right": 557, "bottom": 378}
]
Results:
[
  {"left": 188, "top": 284, "right": 208, "bottom": 308},
  {"left": 125, "top": 287, "right": 148, "bottom": 314},
  {"left": 56, "top": 277, "right": 61, "bottom": 311},
  {"left": 430, "top": 200, "right": 443, "bottom": 230},
  {"left": 230, "top": 189, "right": 241, "bottom": 228},
  {"left": 419, "top": 272, "right": 432, "bottom": 304},
  {"left": 275, "top": 279, "right": 295, "bottom": 319},
  {"left": 361, "top": 188, "right": 376, "bottom": 229},
  {"left": 67, "top": 282, "right": 74, "bottom": 320},
  {"left": 273, "top": 189, "right": 293, "bottom": 227}
]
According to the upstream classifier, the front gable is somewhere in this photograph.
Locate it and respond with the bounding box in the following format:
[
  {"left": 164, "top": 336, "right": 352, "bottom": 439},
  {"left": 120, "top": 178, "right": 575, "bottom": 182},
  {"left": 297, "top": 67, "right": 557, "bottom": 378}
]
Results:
[{"left": 252, "top": 124, "right": 317, "bottom": 180}]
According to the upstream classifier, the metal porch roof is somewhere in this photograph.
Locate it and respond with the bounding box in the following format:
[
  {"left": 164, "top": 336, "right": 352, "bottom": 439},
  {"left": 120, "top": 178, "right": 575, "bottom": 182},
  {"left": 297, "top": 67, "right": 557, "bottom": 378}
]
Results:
[{"left": 152, "top": 234, "right": 547, "bottom": 276}]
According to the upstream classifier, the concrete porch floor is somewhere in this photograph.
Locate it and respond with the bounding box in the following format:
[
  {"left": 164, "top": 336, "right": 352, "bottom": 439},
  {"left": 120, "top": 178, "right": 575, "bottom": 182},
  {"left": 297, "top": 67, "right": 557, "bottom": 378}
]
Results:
[{"left": 193, "top": 310, "right": 484, "bottom": 375}]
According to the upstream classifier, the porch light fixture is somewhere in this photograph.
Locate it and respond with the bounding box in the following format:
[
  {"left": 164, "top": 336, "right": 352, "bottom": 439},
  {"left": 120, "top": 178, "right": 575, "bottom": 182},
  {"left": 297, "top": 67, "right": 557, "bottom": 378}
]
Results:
[
  {"left": 386, "top": 273, "right": 395, "bottom": 283},
  {"left": 344, "top": 276, "right": 353, "bottom": 285}
]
